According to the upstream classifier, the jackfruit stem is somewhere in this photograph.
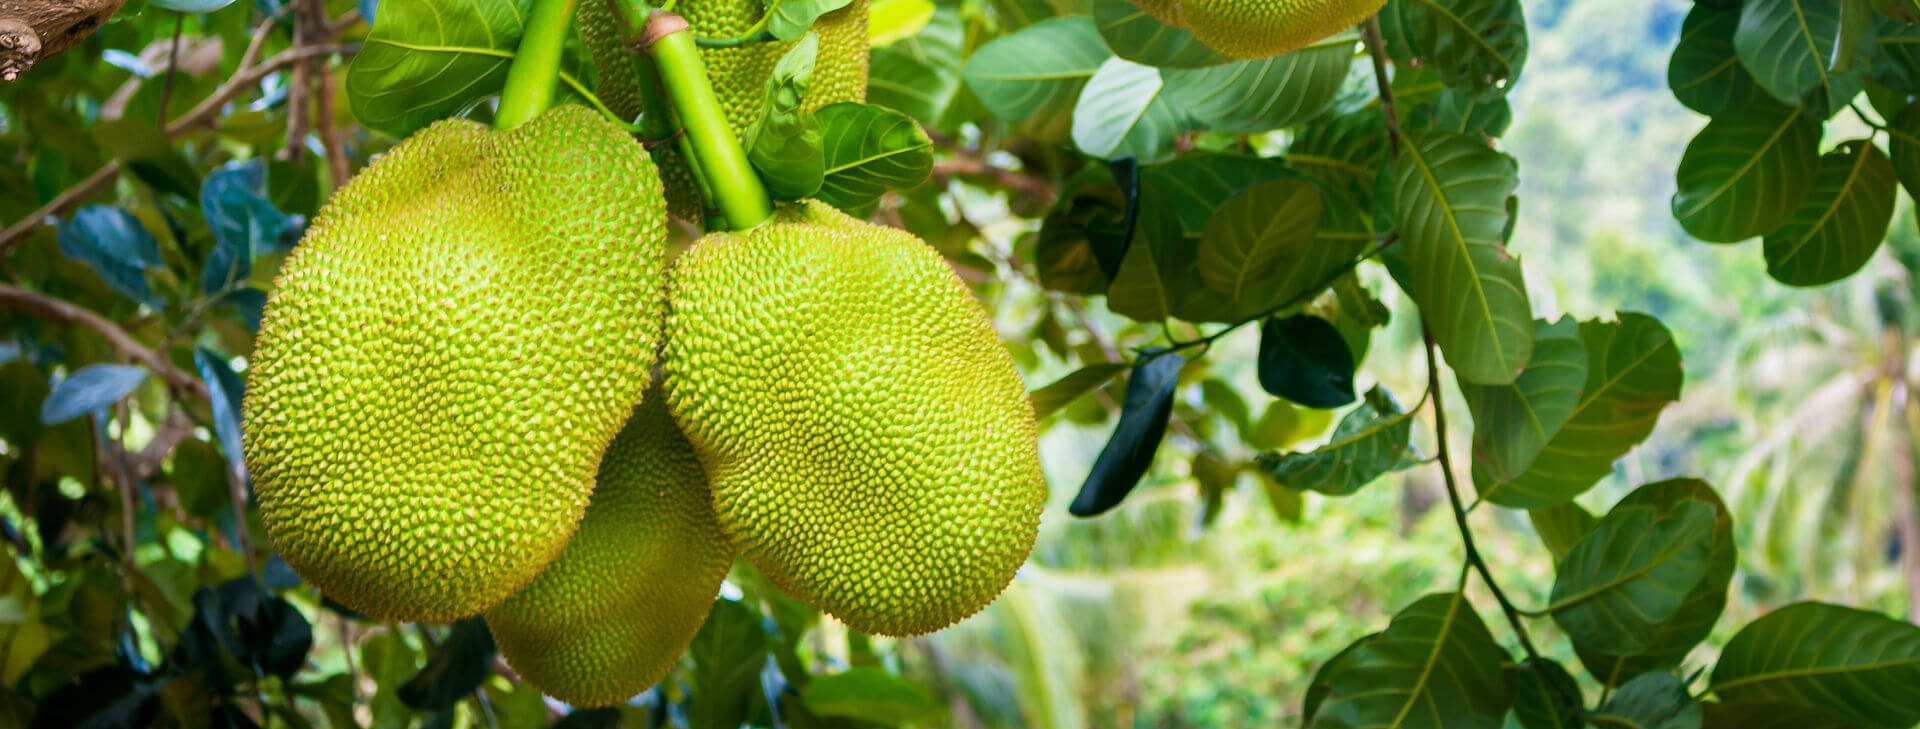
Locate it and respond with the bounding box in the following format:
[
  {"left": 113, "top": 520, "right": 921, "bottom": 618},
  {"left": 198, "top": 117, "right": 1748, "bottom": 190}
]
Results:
[
  {"left": 497, "top": 0, "right": 580, "bottom": 129},
  {"left": 642, "top": 11, "right": 774, "bottom": 230}
]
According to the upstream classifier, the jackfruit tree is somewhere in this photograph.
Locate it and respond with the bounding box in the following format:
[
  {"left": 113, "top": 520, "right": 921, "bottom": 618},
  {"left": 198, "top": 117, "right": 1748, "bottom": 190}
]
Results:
[{"left": 2, "top": 0, "right": 1920, "bottom": 726}]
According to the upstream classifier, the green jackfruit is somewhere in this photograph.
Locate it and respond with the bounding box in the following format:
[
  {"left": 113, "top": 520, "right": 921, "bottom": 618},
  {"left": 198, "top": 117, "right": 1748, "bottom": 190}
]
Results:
[
  {"left": 243, "top": 105, "right": 668, "bottom": 623},
  {"left": 485, "top": 387, "right": 732, "bottom": 707},
  {"left": 663, "top": 201, "right": 1044, "bottom": 636},
  {"left": 1132, "top": 0, "right": 1385, "bottom": 59},
  {"left": 578, "top": 0, "right": 870, "bottom": 222}
]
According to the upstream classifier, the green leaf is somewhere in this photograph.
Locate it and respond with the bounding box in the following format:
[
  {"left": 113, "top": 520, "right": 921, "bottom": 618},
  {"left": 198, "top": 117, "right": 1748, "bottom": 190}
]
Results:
[
  {"left": 1069, "top": 353, "right": 1186, "bottom": 516},
  {"left": 869, "top": 7, "right": 968, "bottom": 130},
  {"left": 1592, "top": 673, "right": 1702, "bottom": 729},
  {"left": 766, "top": 0, "right": 856, "bottom": 40},
  {"left": 40, "top": 364, "right": 147, "bottom": 425},
  {"left": 1090, "top": 0, "right": 1231, "bottom": 68},
  {"left": 1303, "top": 633, "right": 1378, "bottom": 728},
  {"left": 1710, "top": 602, "right": 1920, "bottom": 729},
  {"left": 1477, "top": 314, "right": 1683, "bottom": 508},
  {"left": 814, "top": 102, "right": 934, "bottom": 209},
  {"left": 1196, "top": 177, "right": 1324, "bottom": 305},
  {"left": 1508, "top": 658, "right": 1586, "bottom": 729},
  {"left": 1255, "top": 386, "right": 1417, "bottom": 496},
  {"left": 689, "top": 599, "right": 772, "bottom": 729},
  {"left": 346, "top": 0, "right": 590, "bottom": 138},
  {"left": 747, "top": 36, "right": 827, "bottom": 201},
  {"left": 1257, "top": 315, "right": 1357, "bottom": 409},
  {"left": 802, "top": 666, "right": 941, "bottom": 724},
  {"left": 1528, "top": 503, "right": 1596, "bottom": 563},
  {"left": 1762, "top": 139, "right": 1897, "bottom": 286},
  {"left": 1550, "top": 500, "right": 1717, "bottom": 656},
  {"left": 1888, "top": 102, "right": 1920, "bottom": 198},
  {"left": 1390, "top": 129, "right": 1531, "bottom": 386},
  {"left": 1406, "top": 87, "right": 1512, "bottom": 138},
  {"left": 1462, "top": 316, "right": 1588, "bottom": 485},
  {"left": 398, "top": 619, "right": 495, "bottom": 711},
  {"left": 1071, "top": 57, "right": 1185, "bottom": 163},
  {"left": 1381, "top": 0, "right": 1528, "bottom": 100},
  {"left": 1669, "top": 4, "right": 1763, "bottom": 116},
  {"left": 961, "top": 17, "right": 1111, "bottom": 142},
  {"left": 170, "top": 439, "right": 232, "bottom": 519},
  {"left": 1308, "top": 592, "right": 1513, "bottom": 729},
  {"left": 1289, "top": 111, "right": 1389, "bottom": 208},
  {"left": 1734, "top": 0, "right": 1870, "bottom": 114},
  {"left": 1671, "top": 100, "right": 1820, "bottom": 243},
  {"left": 1107, "top": 156, "right": 1295, "bottom": 323},
  {"left": 1029, "top": 362, "right": 1128, "bottom": 419},
  {"left": 1575, "top": 480, "right": 1737, "bottom": 683},
  {"left": 1700, "top": 702, "right": 1860, "bottom": 729},
  {"left": 1162, "top": 34, "right": 1357, "bottom": 133}
]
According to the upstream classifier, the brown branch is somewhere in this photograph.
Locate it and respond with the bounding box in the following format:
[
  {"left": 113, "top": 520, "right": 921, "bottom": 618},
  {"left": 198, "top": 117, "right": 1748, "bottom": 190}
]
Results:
[
  {"left": 0, "top": 0, "right": 126, "bottom": 81},
  {"left": 1360, "top": 15, "right": 1400, "bottom": 158},
  {"left": 0, "top": 283, "right": 207, "bottom": 399},
  {"left": 129, "top": 408, "right": 195, "bottom": 482},
  {"left": 927, "top": 132, "right": 1054, "bottom": 204}
]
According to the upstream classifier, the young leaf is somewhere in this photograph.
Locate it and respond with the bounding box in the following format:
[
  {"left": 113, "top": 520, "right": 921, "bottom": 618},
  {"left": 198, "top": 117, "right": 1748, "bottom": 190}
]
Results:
[
  {"left": 1671, "top": 100, "right": 1820, "bottom": 242},
  {"left": 961, "top": 17, "right": 1111, "bottom": 142},
  {"left": 1069, "top": 353, "right": 1185, "bottom": 517},
  {"left": 1507, "top": 658, "right": 1586, "bottom": 729},
  {"left": 1029, "top": 362, "right": 1129, "bottom": 419},
  {"left": 1162, "top": 34, "right": 1356, "bottom": 133},
  {"left": 1591, "top": 673, "right": 1701, "bottom": 729},
  {"left": 1390, "top": 129, "right": 1531, "bottom": 385},
  {"left": 1071, "top": 57, "right": 1184, "bottom": 163},
  {"left": 1256, "top": 315, "right": 1356, "bottom": 409},
  {"left": 1669, "top": 4, "right": 1762, "bottom": 117},
  {"left": 1308, "top": 592, "right": 1512, "bottom": 729},
  {"left": 814, "top": 102, "right": 934, "bottom": 209},
  {"left": 1549, "top": 500, "right": 1718, "bottom": 657},
  {"left": 1710, "top": 602, "right": 1920, "bottom": 729},
  {"left": 765, "top": 0, "right": 856, "bottom": 40},
  {"left": 1477, "top": 313, "right": 1683, "bottom": 508},
  {"left": 40, "top": 364, "right": 148, "bottom": 425},
  {"left": 1761, "top": 139, "right": 1897, "bottom": 287},
  {"left": 1463, "top": 316, "right": 1587, "bottom": 484},
  {"left": 1255, "top": 386, "right": 1416, "bottom": 496},
  {"left": 57, "top": 205, "right": 164, "bottom": 308},
  {"left": 1090, "top": 0, "right": 1230, "bottom": 68},
  {"left": 746, "top": 35, "right": 827, "bottom": 200}
]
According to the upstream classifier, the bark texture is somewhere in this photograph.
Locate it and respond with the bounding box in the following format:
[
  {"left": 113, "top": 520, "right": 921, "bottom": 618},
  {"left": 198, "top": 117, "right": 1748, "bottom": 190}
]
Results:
[{"left": 0, "top": 0, "right": 126, "bottom": 81}]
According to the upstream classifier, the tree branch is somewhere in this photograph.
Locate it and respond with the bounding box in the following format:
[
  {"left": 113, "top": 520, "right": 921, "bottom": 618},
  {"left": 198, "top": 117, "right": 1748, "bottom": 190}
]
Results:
[
  {"left": 927, "top": 131, "right": 1054, "bottom": 204},
  {"left": 1360, "top": 15, "right": 1400, "bottom": 157},
  {"left": 0, "top": 283, "right": 207, "bottom": 399}
]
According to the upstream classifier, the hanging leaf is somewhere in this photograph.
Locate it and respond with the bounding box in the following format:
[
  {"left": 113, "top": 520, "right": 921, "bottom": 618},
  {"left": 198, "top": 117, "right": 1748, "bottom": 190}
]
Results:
[
  {"left": 1195, "top": 177, "right": 1329, "bottom": 308},
  {"left": 194, "top": 348, "right": 249, "bottom": 489},
  {"left": 1070, "top": 353, "right": 1185, "bottom": 516},
  {"left": 961, "top": 17, "right": 1111, "bottom": 142},
  {"left": 1508, "top": 658, "right": 1586, "bottom": 729},
  {"left": 1477, "top": 314, "right": 1683, "bottom": 508},
  {"left": 814, "top": 102, "right": 934, "bottom": 209},
  {"left": 1256, "top": 315, "right": 1356, "bottom": 409},
  {"left": 688, "top": 599, "right": 772, "bottom": 729},
  {"left": 1761, "top": 139, "right": 1897, "bottom": 287},
  {"left": 1071, "top": 57, "right": 1185, "bottom": 163},
  {"left": 746, "top": 36, "right": 827, "bottom": 201},
  {"left": 1669, "top": 4, "right": 1763, "bottom": 116},
  {"left": 1381, "top": 0, "right": 1528, "bottom": 100},
  {"left": 1671, "top": 100, "right": 1820, "bottom": 243},
  {"left": 1029, "top": 362, "right": 1129, "bottom": 419},
  {"left": 1710, "top": 602, "right": 1920, "bottom": 729},
  {"left": 869, "top": 7, "right": 969, "bottom": 130},
  {"left": 1308, "top": 592, "right": 1512, "bottom": 729},
  {"left": 1462, "top": 316, "right": 1587, "bottom": 485},
  {"left": 1528, "top": 503, "right": 1595, "bottom": 563},
  {"left": 1549, "top": 499, "right": 1718, "bottom": 657},
  {"left": 1390, "top": 129, "right": 1531, "bottom": 386},
  {"left": 1255, "top": 386, "right": 1417, "bottom": 496},
  {"left": 1734, "top": 0, "right": 1870, "bottom": 115},
  {"left": 57, "top": 205, "right": 165, "bottom": 308},
  {"left": 1090, "top": 0, "right": 1230, "bottom": 68},
  {"left": 40, "top": 364, "right": 148, "bottom": 425},
  {"left": 1162, "top": 34, "right": 1356, "bottom": 133},
  {"left": 1591, "top": 673, "right": 1702, "bottom": 729},
  {"left": 200, "top": 160, "right": 289, "bottom": 296},
  {"left": 398, "top": 619, "right": 496, "bottom": 711}
]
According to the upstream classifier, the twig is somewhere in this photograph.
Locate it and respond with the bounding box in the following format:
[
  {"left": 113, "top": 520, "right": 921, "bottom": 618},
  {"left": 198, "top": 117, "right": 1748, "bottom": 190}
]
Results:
[
  {"left": 1360, "top": 16, "right": 1400, "bottom": 157},
  {"left": 0, "top": 283, "right": 207, "bottom": 399},
  {"left": 1152, "top": 233, "right": 1399, "bottom": 359},
  {"left": 158, "top": 13, "right": 185, "bottom": 122},
  {"left": 129, "top": 409, "right": 196, "bottom": 482},
  {"left": 929, "top": 135, "right": 1055, "bottom": 204}
]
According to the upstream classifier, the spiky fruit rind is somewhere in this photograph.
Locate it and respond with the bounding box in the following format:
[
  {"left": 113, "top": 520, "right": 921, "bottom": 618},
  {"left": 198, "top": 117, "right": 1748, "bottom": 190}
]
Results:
[
  {"left": 485, "top": 390, "right": 732, "bottom": 707},
  {"left": 578, "top": 0, "right": 646, "bottom": 121},
  {"left": 1137, "top": 0, "right": 1385, "bottom": 59},
  {"left": 243, "top": 105, "right": 667, "bottom": 623},
  {"left": 664, "top": 201, "right": 1044, "bottom": 636}
]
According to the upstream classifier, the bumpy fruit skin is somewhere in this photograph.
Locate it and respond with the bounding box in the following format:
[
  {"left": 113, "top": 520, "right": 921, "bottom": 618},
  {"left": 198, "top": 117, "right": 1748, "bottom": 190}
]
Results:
[
  {"left": 485, "top": 388, "right": 732, "bottom": 707},
  {"left": 1132, "top": 0, "right": 1385, "bottom": 59},
  {"left": 577, "top": 0, "right": 870, "bottom": 222},
  {"left": 242, "top": 105, "right": 668, "bottom": 623},
  {"left": 664, "top": 201, "right": 1045, "bottom": 636}
]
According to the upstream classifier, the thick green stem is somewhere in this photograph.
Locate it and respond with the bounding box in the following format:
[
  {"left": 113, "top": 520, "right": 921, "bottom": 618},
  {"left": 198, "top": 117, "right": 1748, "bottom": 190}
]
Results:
[
  {"left": 645, "top": 13, "right": 773, "bottom": 229},
  {"left": 496, "top": 0, "right": 579, "bottom": 130}
]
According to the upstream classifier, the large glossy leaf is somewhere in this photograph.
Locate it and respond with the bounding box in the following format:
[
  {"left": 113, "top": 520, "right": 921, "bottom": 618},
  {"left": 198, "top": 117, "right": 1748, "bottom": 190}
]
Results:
[
  {"left": 1575, "top": 479, "right": 1737, "bottom": 682},
  {"left": 57, "top": 205, "right": 164, "bottom": 308},
  {"left": 1196, "top": 177, "right": 1324, "bottom": 306},
  {"left": 1508, "top": 658, "right": 1585, "bottom": 729},
  {"left": 1029, "top": 362, "right": 1128, "bottom": 419},
  {"left": 199, "top": 160, "right": 288, "bottom": 296},
  {"left": 1303, "top": 633, "right": 1378, "bottom": 727},
  {"left": 1528, "top": 503, "right": 1596, "bottom": 563},
  {"left": 1550, "top": 499, "right": 1717, "bottom": 656},
  {"left": 1257, "top": 315, "right": 1356, "bottom": 409},
  {"left": 40, "top": 364, "right": 148, "bottom": 425},
  {"left": 814, "top": 102, "right": 934, "bottom": 210},
  {"left": 1710, "top": 602, "right": 1920, "bottom": 729},
  {"left": 1162, "top": 34, "right": 1356, "bottom": 133},
  {"left": 1462, "top": 316, "right": 1587, "bottom": 485},
  {"left": 1289, "top": 111, "right": 1388, "bottom": 207},
  {"left": 1381, "top": 0, "right": 1528, "bottom": 100},
  {"left": 1761, "top": 139, "right": 1897, "bottom": 287},
  {"left": 194, "top": 348, "right": 248, "bottom": 488},
  {"left": 1308, "top": 592, "right": 1512, "bottom": 729},
  {"left": 1670, "top": 4, "right": 1763, "bottom": 116},
  {"left": 1107, "top": 156, "right": 1294, "bottom": 323},
  {"left": 1734, "top": 0, "right": 1869, "bottom": 114},
  {"left": 962, "top": 17, "right": 1111, "bottom": 142},
  {"left": 1390, "top": 129, "right": 1530, "bottom": 385},
  {"left": 1888, "top": 102, "right": 1920, "bottom": 198},
  {"left": 1071, "top": 57, "right": 1185, "bottom": 163},
  {"left": 1592, "top": 673, "right": 1701, "bottom": 729},
  {"left": 346, "top": 0, "right": 589, "bottom": 138},
  {"left": 1671, "top": 101, "right": 1820, "bottom": 243},
  {"left": 1255, "top": 386, "right": 1417, "bottom": 496},
  {"left": 869, "top": 6, "right": 969, "bottom": 130},
  {"left": 1477, "top": 314, "right": 1683, "bottom": 508},
  {"left": 1090, "top": 0, "right": 1229, "bottom": 68},
  {"left": 1069, "top": 353, "right": 1185, "bottom": 516}
]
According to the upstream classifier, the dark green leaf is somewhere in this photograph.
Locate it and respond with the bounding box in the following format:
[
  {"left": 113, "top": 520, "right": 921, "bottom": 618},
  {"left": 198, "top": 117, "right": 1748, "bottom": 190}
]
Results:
[
  {"left": 40, "top": 364, "right": 147, "bottom": 425},
  {"left": 1302, "top": 633, "right": 1377, "bottom": 728},
  {"left": 1579, "top": 480, "right": 1738, "bottom": 682},
  {"left": 0, "top": 360, "right": 49, "bottom": 444},
  {"left": 815, "top": 102, "right": 934, "bottom": 209},
  {"left": 1407, "top": 87, "right": 1513, "bottom": 138},
  {"left": 398, "top": 619, "right": 496, "bottom": 711},
  {"left": 1528, "top": 503, "right": 1595, "bottom": 563},
  {"left": 1070, "top": 353, "right": 1185, "bottom": 516},
  {"left": 1700, "top": 701, "right": 1860, "bottom": 729},
  {"left": 346, "top": 0, "right": 590, "bottom": 138},
  {"left": 1463, "top": 316, "right": 1587, "bottom": 484},
  {"left": 1671, "top": 100, "right": 1820, "bottom": 242},
  {"left": 961, "top": 17, "right": 1111, "bottom": 142},
  {"left": 1550, "top": 500, "right": 1717, "bottom": 656},
  {"left": 802, "top": 666, "right": 941, "bottom": 724},
  {"left": 766, "top": 0, "right": 856, "bottom": 40},
  {"left": 194, "top": 348, "right": 248, "bottom": 488},
  {"left": 1162, "top": 34, "right": 1356, "bottom": 133},
  {"left": 1255, "top": 386, "right": 1417, "bottom": 496},
  {"left": 1289, "top": 111, "right": 1387, "bottom": 208},
  {"left": 1888, "top": 102, "right": 1920, "bottom": 198},
  {"left": 1390, "top": 129, "right": 1531, "bottom": 385},
  {"left": 1196, "top": 177, "right": 1331, "bottom": 308},
  {"left": 688, "top": 599, "right": 771, "bottom": 729},
  {"left": 1257, "top": 315, "right": 1356, "bottom": 409},
  {"left": 199, "top": 160, "right": 288, "bottom": 295},
  {"left": 1592, "top": 673, "right": 1701, "bottom": 729},
  {"left": 1477, "top": 314, "right": 1683, "bottom": 508},
  {"left": 1090, "top": 0, "right": 1230, "bottom": 68},
  {"left": 57, "top": 205, "right": 164, "bottom": 308},
  {"left": 1762, "top": 139, "right": 1897, "bottom": 286},
  {"left": 1071, "top": 57, "right": 1185, "bottom": 163},
  {"left": 1308, "top": 592, "right": 1512, "bottom": 729},
  {"left": 747, "top": 36, "right": 827, "bottom": 201},
  {"left": 1381, "top": 0, "right": 1528, "bottom": 100},
  {"left": 1508, "top": 658, "right": 1586, "bottom": 729},
  {"left": 1710, "top": 602, "right": 1920, "bottom": 729},
  {"left": 1735, "top": 0, "right": 1871, "bottom": 114},
  {"left": 1030, "top": 362, "right": 1128, "bottom": 419},
  {"left": 1669, "top": 4, "right": 1763, "bottom": 116}
]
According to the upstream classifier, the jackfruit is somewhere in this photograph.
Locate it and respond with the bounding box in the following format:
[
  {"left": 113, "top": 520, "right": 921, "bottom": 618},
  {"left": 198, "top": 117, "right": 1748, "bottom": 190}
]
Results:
[
  {"left": 663, "top": 201, "right": 1044, "bottom": 636},
  {"left": 485, "top": 387, "right": 732, "bottom": 707},
  {"left": 242, "top": 104, "right": 668, "bottom": 623},
  {"left": 577, "top": 0, "right": 870, "bottom": 222},
  {"left": 1131, "top": 0, "right": 1384, "bottom": 59}
]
